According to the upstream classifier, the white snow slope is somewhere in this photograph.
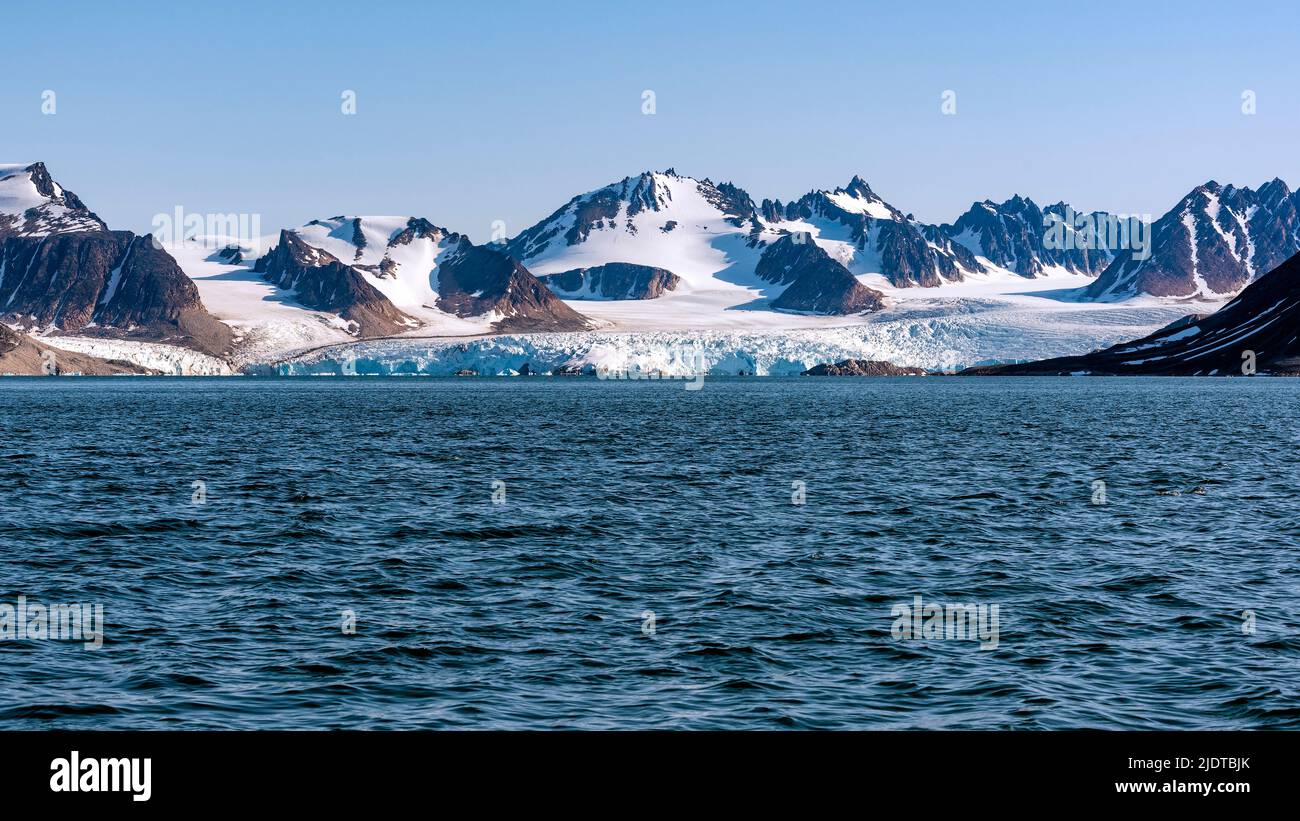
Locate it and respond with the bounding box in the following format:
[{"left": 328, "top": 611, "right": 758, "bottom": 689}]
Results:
[{"left": 165, "top": 236, "right": 355, "bottom": 366}]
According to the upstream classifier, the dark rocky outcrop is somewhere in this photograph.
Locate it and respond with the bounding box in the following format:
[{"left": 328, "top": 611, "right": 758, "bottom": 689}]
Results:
[
  {"left": 969, "top": 250, "right": 1300, "bottom": 375},
  {"left": 1155, "top": 312, "right": 1210, "bottom": 334},
  {"left": 539, "top": 262, "right": 680, "bottom": 300},
  {"left": 253, "top": 230, "right": 417, "bottom": 337},
  {"left": 0, "top": 231, "right": 233, "bottom": 353},
  {"left": 758, "top": 233, "right": 884, "bottom": 315},
  {"left": 801, "top": 359, "right": 928, "bottom": 376},
  {"left": 216, "top": 245, "right": 244, "bottom": 264},
  {"left": 435, "top": 242, "right": 590, "bottom": 332}
]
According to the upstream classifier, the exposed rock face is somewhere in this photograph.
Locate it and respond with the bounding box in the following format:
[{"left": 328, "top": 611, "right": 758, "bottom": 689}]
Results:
[
  {"left": 216, "top": 245, "right": 244, "bottom": 264},
  {"left": 539, "top": 262, "right": 680, "bottom": 300},
  {"left": 756, "top": 233, "right": 824, "bottom": 287},
  {"left": 1082, "top": 179, "right": 1300, "bottom": 300},
  {"left": 435, "top": 242, "right": 590, "bottom": 332},
  {"left": 253, "top": 230, "right": 416, "bottom": 337},
  {"left": 764, "top": 177, "right": 985, "bottom": 287},
  {"left": 0, "top": 231, "right": 233, "bottom": 353},
  {"left": 943, "top": 196, "right": 1114, "bottom": 277},
  {"left": 758, "top": 233, "right": 885, "bottom": 315},
  {"left": 1155, "top": 313, "right": 1210, "bottom": 334},
  {"left": 970, "top": 250, "right": 1300, "bottom": 375},
  {"left": 772, "top": 268, "right": 883, "bottom": 314},
  {"left": 801, "top": 359, "right": 928, "bottom": 376},
  {"left": 0, "top": 324, "right": 151, "bottom": 375}
]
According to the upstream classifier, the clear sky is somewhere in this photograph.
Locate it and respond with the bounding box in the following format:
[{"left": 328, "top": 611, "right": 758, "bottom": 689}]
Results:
[{"left": 4, "top": 0, "right": 1299, "bottom": 241}]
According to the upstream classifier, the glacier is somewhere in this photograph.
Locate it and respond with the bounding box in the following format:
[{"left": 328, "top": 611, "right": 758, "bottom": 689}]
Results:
[{"left": 255, "top": 296, "right": 1198, "bottom": 377}]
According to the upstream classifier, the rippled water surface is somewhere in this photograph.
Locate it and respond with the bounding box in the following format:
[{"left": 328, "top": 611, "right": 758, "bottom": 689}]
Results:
[{"left": 1, "top": 377, "right": 1298, "bottom": 729}]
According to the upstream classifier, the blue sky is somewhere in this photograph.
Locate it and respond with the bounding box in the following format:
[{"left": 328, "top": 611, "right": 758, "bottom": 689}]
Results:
[{"left": 5, "top": 0, "right": 1299, "bottom": 241}]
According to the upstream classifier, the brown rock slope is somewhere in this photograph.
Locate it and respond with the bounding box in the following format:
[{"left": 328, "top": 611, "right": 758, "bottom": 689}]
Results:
[
  {"left": 0, "top": 325, "right": 152, "bottom": 375},
  {"left": 253, "top": 230, "right": 418, "bottom": 337}
]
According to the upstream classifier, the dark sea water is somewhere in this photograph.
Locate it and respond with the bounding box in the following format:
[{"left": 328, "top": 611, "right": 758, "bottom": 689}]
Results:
[{"left": 1, "top": 376, "right": 1298, "bottom": 729}]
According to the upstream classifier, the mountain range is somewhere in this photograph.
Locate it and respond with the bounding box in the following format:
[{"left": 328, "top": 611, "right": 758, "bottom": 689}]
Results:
[{"left": 3, "top": 161, "right": 1298, "bottom": 365}]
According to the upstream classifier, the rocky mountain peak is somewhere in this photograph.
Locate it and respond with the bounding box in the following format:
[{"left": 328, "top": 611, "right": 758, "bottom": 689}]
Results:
[
  {"left": 1081, "top": 178, "right": 1300, "bottom": 300},
  {"left": 757, "top": 232, "right": 885, "bottom": 315},
  {"left": 0, "top": 161, "right": 106, "bottom": 239},
  {"left": 944, "top": 195, "right": 1109, "bottom": 278},
  {"left": 843, "top": 175, "right": 875, "bottom": 198}
]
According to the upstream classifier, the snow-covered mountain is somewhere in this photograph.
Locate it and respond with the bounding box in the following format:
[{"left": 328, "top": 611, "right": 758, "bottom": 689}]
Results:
[
  {"left": 505, "top": 169, "right": 768, "bottom": 289},
  {"left": 1081, "top": 179, "right": 1300, "bottom": 301},
  {"left": 505, "top": 170, "right": 911, "bottom": 317},
  {"left": 0, "top": 162, "right": 232, "bottom": 354},
  {"left": 761, "top": 176, "right": 986, "bottom": 287},
  {"left": 253, "top": 228, "right": 419, "bottom": 337},
  {"left": 253, "top": 216, "right": 589, "bottom": 337},
  {"left": 0, "top": 162, "right": 106, "bottom": 239},
  {"left": 11, "top": 160, "right": 1292, "bottom": 376},
  {"left": 943, "top": 196, "right": 1114, "bottom": 277}
]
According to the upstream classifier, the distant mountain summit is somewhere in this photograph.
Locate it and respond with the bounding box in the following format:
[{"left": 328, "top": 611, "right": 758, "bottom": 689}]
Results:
[
  {"left": 504, "top": 170, "right": 897, "bottom": 314},
  {"left": 943, "top": 196, "right": 1114, "bottom": 277},
  {"left": 504, "top": 170, "right": 766, "bottom": 285},
  {"left": 1082, "top": 179, "right": 1300, "bottom": 300},
  {"left": 0, "top": 162, "right": 106, "bottom": 239},
  {"left": 762, "top": 176, "right": 986, "bottom": 287},
  {"left": 254, "top": 228, "right": 419, "bottom": 336}
]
